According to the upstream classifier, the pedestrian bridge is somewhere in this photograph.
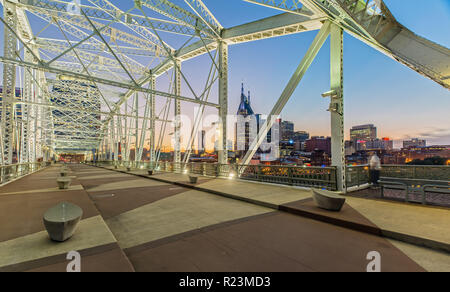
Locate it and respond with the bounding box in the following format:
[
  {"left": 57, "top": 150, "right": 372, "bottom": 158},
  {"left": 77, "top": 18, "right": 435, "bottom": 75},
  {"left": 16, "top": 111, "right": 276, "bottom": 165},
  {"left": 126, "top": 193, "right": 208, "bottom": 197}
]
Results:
[
  {"left": 0, "top": 0, "right": 449, "bottom": 272},
  {"left": 0, "top": 162, "right": 448, "bottom": 272}
]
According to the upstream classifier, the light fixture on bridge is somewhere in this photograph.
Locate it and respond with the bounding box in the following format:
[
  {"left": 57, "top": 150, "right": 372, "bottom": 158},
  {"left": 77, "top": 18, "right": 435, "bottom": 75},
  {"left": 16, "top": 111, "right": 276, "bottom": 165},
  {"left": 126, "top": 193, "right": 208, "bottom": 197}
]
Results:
[{"left": 321, "top": 90, "right": 338, "bottom": 98}]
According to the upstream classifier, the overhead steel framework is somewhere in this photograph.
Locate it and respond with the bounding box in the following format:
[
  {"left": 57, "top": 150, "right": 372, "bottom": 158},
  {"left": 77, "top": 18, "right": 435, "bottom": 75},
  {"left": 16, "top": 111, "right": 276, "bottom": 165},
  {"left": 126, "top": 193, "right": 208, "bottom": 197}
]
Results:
[{"left": 1, "top": 0, "right": 449, "bottom": 192}]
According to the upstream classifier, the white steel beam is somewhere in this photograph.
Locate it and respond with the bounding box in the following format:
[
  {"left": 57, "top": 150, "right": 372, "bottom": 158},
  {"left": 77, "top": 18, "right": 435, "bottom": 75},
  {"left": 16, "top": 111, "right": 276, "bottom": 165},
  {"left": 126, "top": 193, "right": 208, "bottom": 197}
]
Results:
[
  {"left": 173, "top": 59, "right": 181, "bottom": 169},
  {"left": 217, "top": 41, "right": 228, "bottom": 165},
  {"left": 239, "top": 21, "right": 331, "bottom": 168},
  {"left": 184, "top": 0, "right": 223, "bottom": 38},
  {"left": 330, "top": 23, "right": 346, "bottom": 193},
  {"left": 0, "top": 57, "right": 220, "bottom": 108},
  {"left": 152, "top": 13, "right": 325, "bottom": 77},
  {"left": 1, "top": 0, "right": 18, "bottom": 165}
]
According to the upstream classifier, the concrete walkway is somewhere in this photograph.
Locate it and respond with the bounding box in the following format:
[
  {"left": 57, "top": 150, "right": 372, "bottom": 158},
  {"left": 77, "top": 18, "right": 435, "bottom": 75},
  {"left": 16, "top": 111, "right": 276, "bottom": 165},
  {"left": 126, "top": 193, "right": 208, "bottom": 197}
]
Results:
[
  {"left": 0, "top": 165, "right": 134, "bottom": 272},
  {"left": 103, "top": 165, "right": 450, "bottom": 253},
  {"left": 0, "top": 164, "right": 448, "bottom": 272}
]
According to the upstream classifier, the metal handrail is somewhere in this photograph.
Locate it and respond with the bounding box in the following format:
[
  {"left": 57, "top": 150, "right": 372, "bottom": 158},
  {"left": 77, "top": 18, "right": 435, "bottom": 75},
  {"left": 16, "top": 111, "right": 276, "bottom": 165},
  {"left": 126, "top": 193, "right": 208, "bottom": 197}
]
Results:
[
  {"left": 0, "top": 162, "right": 48, "bottom": 185},
  {"left": 92, "top": 160, "right": 338, "bottom": 191},
  {"left": 91, "top": 161, "right": 450, "bottom": 192}
]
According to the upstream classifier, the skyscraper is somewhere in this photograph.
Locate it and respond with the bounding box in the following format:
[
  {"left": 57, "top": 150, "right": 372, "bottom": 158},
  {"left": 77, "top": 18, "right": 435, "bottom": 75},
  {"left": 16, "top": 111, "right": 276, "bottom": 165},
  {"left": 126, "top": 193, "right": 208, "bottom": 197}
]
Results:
[
  {"left": 350, "top": 124, "right": 378, "bottom": 151},
  {"left": 235, "top": 83, "right": 257, "bottom": 156},
  {"left": 403, "top": 138, "right": 426, "bottom": 149},
  {"left": 280, "top": 121, "right": 295, "bottom": 141},
  {"left": 305, "top": 136, "right": 332, "bottom": 155},
  {"left": 234, "top": 83, "right": 279, "bottom": 160},
  {"left": 198, "top": 130, "right": 206, "bottom": 154},
  {"left": 350, "top": 124, "right": 377, "bottom": 142},
  {"left": 293, "top": 131, "right": 310, "bottom": 151}
]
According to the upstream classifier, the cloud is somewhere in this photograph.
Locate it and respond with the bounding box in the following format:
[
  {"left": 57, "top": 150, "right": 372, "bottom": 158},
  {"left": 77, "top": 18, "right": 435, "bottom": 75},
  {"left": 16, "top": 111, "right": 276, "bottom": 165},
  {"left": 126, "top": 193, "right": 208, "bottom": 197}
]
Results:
[{"left": 390, "top": 127, "right": 450, "bottom": 147}]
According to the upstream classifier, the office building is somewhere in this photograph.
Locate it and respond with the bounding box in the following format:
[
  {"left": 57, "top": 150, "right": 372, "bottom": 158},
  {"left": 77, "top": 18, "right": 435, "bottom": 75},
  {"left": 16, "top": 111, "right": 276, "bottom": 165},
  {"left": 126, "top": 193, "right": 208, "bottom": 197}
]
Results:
[
  {"left": 305, "top": 136, "right": 331, "bottom": 156},
  {"left": 350, "top": 124, "right": 377, "bottom": 142},
  {"left": 403, "top": 138, "right": 426, "bottom": 149}
]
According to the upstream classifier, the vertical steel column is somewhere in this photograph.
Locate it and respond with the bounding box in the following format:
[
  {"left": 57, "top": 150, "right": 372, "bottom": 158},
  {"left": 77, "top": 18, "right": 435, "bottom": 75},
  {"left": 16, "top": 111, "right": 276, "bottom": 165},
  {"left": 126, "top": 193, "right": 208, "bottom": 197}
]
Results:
[
  {"left": 21, "top": 65, "right": 29, "bottom": 163},
  {"left": 330, "top": 24, "right": 346, "bottom": 193},
  {"left": 117, "top": 113, "right": 124, "bottom": 161},
  {"left": 115, "top": 116, "right": 121, "bottom": 162},
  {"left": 2, "top": 1, "right": 18, "bottom": 165},
  {"left": 23, "top": 49, "right": 36, "bottom": 163},
  {"left": 149, "top": 76, "right": 156, "bottom": 167},
  {"left": 124, "top": 103, "right": 131, "bottom": 162},
  {"left": 134, "top": 92, "right": 139, "bottom": 163},
  {"left": 218, "top": 41, "right": 229, "bottom": 165},
  {"left": 239, "top": 22, "right": 331, "bottom": 167},
  {"left": 29, "top": 66, "right": 37, "bottom": 163},
  {"left": 174, "top": 59, "right": 182, "bottom": 170},
  {"left": 110, "top": 119, "right": 117, "bottom": 161},
  {"left": 35, "top": 71, "right": 44, "bottom": 160},
  {"left": 137, "top": 75, "right": 155, "bottom": 164}
]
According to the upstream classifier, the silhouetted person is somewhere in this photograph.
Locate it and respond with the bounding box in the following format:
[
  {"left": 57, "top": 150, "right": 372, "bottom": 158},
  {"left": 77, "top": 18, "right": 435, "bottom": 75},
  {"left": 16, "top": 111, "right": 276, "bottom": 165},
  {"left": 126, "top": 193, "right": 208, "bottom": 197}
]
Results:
[{"left": 369, "top": 153, "right": 381, "bottom": 187}]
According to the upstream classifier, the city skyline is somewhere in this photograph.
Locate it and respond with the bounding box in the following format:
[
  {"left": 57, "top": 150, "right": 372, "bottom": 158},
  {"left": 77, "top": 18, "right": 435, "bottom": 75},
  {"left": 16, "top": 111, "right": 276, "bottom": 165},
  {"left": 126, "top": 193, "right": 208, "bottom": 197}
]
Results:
[
  {"left": 155, "top": 0, "right": 450, "bottom": 150},
  {"left": 213, "top": 0, "right": 450, "bottom": 148},
  {"left": 1, "top": 0, "right": 449, "bottom": 150}
]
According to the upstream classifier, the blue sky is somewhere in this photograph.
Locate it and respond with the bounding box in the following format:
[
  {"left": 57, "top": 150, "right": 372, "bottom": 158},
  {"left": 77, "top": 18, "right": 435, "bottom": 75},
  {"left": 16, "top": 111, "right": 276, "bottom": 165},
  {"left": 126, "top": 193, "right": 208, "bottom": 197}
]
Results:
[
  {"left": 156, "top": 0, "right": 450, "bottom": 148},
  {"left": 1, "top": 0, "right": 449, "bottom": 149},
  {"left": 205, "top": 0, "right": 450, "bottom": 147}
]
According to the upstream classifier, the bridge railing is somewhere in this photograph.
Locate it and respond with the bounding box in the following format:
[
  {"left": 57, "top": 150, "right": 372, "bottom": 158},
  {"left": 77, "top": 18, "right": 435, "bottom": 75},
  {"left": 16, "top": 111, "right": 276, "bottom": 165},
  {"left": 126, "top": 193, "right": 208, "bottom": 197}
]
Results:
[
  {"left": 0, "top": 162, "right": 47, "bottom": 185},
  {"left": 346, "top": 165, "right": 450, "bottom": 190},
  {"left": 93, "top": 161, "right": 338, "bottom": 191},
  {"left": 346, "top": 165, "right": 370, "bottom": 189},
  {"left": 380, "top": 165, "right": 450, "bottom": 181}
]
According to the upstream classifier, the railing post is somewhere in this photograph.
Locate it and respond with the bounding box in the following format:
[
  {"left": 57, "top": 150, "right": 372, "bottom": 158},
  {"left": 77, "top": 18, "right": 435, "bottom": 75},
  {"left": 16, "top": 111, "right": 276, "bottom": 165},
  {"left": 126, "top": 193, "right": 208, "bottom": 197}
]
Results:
[
  {"left": 422, "top": 187, "right": 427, "bottom": 205},
  {"left": 357, "top": 166, "right": 361, "bottom": 187},
  {"left": 288, "top": 167, "right": 294, "bottom": 186},
  {"left": 405, "top": 185, "right": 410, "bottom": 203}
]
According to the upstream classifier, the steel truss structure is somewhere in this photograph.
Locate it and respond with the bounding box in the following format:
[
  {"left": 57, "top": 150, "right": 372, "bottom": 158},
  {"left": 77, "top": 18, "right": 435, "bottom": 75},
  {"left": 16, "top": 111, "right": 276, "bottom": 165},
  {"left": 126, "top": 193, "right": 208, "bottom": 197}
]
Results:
[{"left": 0, "top": 0, "right": 449, "bottom": 191}]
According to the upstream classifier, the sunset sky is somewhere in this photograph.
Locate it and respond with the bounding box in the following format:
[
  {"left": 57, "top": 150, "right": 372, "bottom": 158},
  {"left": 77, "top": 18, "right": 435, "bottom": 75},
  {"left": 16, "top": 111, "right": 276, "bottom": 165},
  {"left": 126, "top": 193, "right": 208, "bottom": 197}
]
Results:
[
  {"left": 157, "top": 0, "right": 450, "bottom": 150},
  {"left": 207, "top": 0, "right": 450, "bottom": 148},
  {"left": 2, "top": 0, "right": 449, "bottom": 151}
]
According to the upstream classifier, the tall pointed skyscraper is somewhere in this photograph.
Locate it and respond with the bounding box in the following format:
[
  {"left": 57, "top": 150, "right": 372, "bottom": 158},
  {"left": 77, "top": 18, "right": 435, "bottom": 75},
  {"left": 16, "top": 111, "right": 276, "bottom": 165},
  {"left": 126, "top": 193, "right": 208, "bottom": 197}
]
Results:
[
  {"left": 237, "top": 83, "right": 254, "bottom": 116},
  {"left": 235, "top": 83, "right": 258, "bottom": 158}
]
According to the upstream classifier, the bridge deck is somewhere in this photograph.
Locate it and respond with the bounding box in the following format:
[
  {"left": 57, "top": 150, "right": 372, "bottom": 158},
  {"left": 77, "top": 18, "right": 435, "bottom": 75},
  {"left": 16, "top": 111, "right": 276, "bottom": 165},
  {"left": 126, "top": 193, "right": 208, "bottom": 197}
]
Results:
[{"left": 0, "top": 164, "right": 448, "bottom": 272}]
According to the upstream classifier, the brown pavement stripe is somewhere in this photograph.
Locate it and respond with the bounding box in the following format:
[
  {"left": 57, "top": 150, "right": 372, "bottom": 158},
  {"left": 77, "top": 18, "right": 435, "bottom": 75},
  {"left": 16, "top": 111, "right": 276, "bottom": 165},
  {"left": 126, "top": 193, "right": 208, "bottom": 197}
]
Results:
[
  {"left": 125, "top": 212, "right": 425, "bottom": 272},
  {"left": 0, "top": 167, "right": 71, "bottom": 193},
  {"left": 280, "top": 198, "right": 382, "bottom": 236},
  {"left": 87, "top": 185, "right": 190, "bottom": 220},
  {"left": 0, "top": 185, "right": 84, "bottom": 196},
  {"left": 0, "top": 243, "right": 134, "bottom": 272},
  {"left": 76, "top": 176, "right": 138, "bottom": 190},
  {"left": 176, "top": 178, "right": 212, "bottom": 186},
  {"left": 149, "top": 172, "right": 212, "bottom": 185},
  {"left": 75, "top": 171, "right": 128, "bottom": 177},
  {"left": 124, "top": 212, "right": 277, "bottom": 254},
  {"left": 76, "top": 173, "right": 131, "bottom": 180},
  {"left": 0, "top": 190, "right": 100, "bottom": 242}
]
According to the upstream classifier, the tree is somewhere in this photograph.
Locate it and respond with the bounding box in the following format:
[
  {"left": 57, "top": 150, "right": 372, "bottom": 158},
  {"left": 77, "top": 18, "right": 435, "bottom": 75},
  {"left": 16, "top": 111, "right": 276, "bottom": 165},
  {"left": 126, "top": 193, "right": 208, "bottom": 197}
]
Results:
[{"left": 407, "top": 156, "right": 446, "bottom": 166}]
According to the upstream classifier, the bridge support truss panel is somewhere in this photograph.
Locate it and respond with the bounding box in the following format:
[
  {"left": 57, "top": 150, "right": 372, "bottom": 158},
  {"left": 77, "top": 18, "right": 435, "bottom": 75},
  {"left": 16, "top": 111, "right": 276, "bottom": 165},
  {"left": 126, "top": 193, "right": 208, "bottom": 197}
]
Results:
[
  {"left": 2, "top": 1, "right": 18, "bottom": 165},
  {"left": 137, "top": 75, "right": 156, "bottom": 165},
  {"left": 174, "top": 59, "right": 182, "bottom": 170},
  {"left": 149, "top": 76, "right": 156, "bottom": 167},
  {"left": 218, "top": 41, "right": 229, "bottom": 165},
  {"left": 330, "top": 23, "right": 346, "bottom": 193}
]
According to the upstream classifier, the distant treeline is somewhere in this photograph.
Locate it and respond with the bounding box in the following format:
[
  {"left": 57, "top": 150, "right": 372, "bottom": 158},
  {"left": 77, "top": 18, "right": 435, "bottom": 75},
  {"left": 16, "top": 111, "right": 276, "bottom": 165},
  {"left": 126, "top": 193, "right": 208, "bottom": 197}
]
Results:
[{"left": 407, "top": 156, "right": 448, "bottom": 166}]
